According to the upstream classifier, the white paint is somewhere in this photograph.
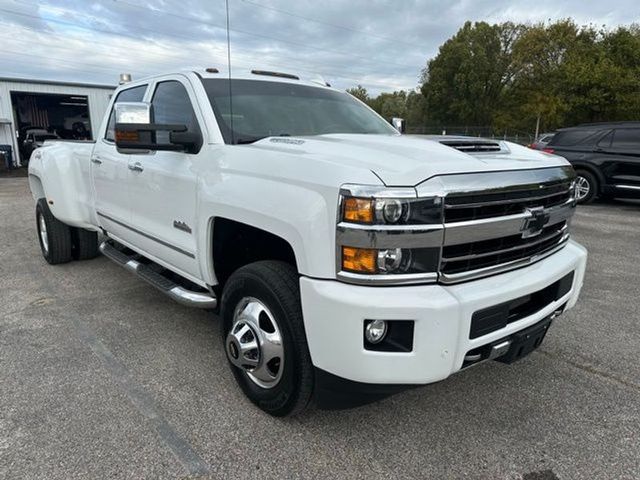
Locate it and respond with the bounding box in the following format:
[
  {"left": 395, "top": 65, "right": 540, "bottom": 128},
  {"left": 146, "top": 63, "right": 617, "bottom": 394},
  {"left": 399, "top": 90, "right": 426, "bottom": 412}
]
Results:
[{"left": 301, "top": 241, "right": 587, "bottom": 383}]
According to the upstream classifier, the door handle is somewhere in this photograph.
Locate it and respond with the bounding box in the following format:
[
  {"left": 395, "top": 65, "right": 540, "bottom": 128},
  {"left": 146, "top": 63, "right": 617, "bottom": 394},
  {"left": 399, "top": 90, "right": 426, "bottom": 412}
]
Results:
[
  {"left": 128, "top": 162, "right": 144, "bottom": 172},
  {"left": 91, "top": 156, "right": 102, "bottom": 164}
]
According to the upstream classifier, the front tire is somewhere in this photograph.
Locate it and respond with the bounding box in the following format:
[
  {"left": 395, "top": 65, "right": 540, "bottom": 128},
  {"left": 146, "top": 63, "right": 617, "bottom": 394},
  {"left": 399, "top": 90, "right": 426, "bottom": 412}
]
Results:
[
  {"left": 36, "top": 198, "right": 72, "bottom": 264},
  {"left": 221, "top": 261, "right": 314, "bottom": 416},
  {"left": 574, "top": 170, "right": 598, "bottom": 204}
]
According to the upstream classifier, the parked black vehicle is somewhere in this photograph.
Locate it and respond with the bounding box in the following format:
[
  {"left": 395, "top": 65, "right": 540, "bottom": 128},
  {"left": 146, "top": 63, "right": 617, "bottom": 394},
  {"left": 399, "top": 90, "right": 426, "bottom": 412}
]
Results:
[{"left": 545, "top": 122, "right": 640, "bottom": 203}]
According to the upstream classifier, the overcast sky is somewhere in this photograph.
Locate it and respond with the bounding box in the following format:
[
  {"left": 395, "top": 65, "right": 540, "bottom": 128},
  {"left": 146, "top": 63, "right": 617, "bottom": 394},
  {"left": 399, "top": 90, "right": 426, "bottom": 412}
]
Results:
[{"left": 0, "top": 0, "right": 638, "bottom": 94}]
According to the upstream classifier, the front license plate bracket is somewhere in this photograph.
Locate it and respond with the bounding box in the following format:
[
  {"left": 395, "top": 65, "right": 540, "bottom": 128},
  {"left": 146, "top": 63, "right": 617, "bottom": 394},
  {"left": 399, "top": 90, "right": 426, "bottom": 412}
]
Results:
[{"left": 496, "top": 317, "right": 553, "bottom": 364}]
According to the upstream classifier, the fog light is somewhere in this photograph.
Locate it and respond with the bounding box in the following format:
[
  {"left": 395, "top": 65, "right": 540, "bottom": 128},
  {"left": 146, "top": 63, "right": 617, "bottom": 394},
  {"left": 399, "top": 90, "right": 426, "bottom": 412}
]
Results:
[{"left": 365, "top": 320, "right": 387, "bottom": 344}]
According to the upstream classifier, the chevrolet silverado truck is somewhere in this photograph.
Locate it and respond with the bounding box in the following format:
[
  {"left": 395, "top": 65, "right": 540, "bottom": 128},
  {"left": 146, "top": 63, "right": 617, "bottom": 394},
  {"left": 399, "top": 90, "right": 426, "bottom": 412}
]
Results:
[{"left": 28, "top": 69, "right": 587, "bottom": 416}]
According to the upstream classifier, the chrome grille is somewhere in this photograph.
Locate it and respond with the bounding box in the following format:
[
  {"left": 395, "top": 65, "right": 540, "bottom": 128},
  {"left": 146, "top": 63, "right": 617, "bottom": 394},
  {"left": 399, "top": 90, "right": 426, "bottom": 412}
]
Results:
[
  {"left": 441, "top": 221, "right": 568, "bottom": 275},
  {"left": 444, "top": 183, "right": 572, "bottom": 222},
  {"left": 417, "top": 166, "right": 577, "bottom": 284}
]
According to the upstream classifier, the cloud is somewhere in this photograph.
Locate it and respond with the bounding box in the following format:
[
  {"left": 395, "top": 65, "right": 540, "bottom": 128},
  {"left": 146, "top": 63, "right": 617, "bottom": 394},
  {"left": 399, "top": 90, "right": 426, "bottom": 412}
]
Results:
[{"left": 0, "top": 0, "right": 638, "bottom": 94}]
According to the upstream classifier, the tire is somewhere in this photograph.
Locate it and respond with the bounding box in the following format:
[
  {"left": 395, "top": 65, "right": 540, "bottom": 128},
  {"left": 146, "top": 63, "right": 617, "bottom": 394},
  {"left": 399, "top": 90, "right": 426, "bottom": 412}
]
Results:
[
  {"left": 36, "top": 198, "right": 72, "bottom": 265},
  {"left": 574, "top": 170, "right": 598, "bottom": 204},
  {"left": 71, "top": 227, "right": 99, "bottom": 260},
  {"left": 221, "top": 261, "right": 314, "bottom": 416}
]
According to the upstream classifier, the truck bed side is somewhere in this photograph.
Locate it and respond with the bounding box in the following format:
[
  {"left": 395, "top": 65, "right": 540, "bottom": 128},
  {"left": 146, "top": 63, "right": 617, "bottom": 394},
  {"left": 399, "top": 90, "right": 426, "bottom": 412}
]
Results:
[{"left": 28, "top": 141, "right": 99, "bottom": 231}]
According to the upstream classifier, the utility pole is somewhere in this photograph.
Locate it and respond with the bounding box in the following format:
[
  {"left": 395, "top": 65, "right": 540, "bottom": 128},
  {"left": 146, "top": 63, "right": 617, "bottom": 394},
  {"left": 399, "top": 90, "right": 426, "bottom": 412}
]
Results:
[{"left": 534, "top": 113, "right": 541, "bottom": 141}]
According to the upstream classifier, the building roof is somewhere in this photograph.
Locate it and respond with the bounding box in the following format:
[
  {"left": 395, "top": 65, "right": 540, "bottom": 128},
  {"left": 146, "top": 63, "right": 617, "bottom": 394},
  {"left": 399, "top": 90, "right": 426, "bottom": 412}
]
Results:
[{"left": 0, "top": 76, "right": 115, "bottom": 90}]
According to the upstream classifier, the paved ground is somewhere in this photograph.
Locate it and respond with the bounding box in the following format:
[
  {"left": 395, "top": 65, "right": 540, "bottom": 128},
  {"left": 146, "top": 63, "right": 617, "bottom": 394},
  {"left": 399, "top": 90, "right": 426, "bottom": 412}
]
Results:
[{"left": 1, "top": 177, "right": 639, "bottom": 480}]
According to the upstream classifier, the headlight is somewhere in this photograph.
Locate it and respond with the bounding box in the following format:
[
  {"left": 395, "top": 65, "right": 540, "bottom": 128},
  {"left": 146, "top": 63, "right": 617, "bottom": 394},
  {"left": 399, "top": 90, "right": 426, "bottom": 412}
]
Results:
[
  {"left": 341, "top": 195, "right": 443, "bottom": 225},
  {"left": 337, "top": 185, "right": 444, "bottom": 285},
  {"left": 340, "top": 246, "right": 439, "bottom": 276}
]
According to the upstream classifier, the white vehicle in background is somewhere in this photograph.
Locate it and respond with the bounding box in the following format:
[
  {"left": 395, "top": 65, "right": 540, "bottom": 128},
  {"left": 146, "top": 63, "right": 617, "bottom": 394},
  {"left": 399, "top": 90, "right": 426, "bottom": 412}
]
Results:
[{"left": 27, "top": 68, "right": 587, "bottom": 416}]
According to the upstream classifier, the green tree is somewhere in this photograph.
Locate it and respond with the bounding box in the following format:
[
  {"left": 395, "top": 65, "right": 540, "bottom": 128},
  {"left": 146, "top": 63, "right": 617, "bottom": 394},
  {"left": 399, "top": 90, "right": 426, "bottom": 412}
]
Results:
[
  {"left": 421, "top": 19, "right": 640, "bottom": 134},
  {"left": 420, "top": 21, "right": 525, "bottom": 126},
  {"left": 405, "top": 90, "right": 430, "bottom": 127},
  {"left": 502, "top": 21, "right": 640, "bottom": 131},
  {"left": 346, "top": 85, "right": 370, "bottom": 103},
  {"left": 347, "top": 87, "right": 430, "bottom": 130},
  {"left": 496, "top": 20, "right": 581, "bottom": 132}
]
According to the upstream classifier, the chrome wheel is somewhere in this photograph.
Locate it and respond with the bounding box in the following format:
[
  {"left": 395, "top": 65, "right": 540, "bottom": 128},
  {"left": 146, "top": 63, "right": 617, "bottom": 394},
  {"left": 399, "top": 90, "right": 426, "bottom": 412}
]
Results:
[
  {"left": 226, "top": 297, "right": 284, "bottom": 389},
  {"left": 38, "top": 212, "right": 49, "bottom": 255},
  {"left": 575, "top": 175, "right": 591, "bottom": 201}
]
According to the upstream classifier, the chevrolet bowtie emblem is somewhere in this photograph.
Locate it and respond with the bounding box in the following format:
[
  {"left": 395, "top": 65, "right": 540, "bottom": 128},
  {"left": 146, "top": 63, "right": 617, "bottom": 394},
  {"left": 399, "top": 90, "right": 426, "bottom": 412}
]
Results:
[{"left": 522, "top": 207, "right": 550, "bottom": 238}]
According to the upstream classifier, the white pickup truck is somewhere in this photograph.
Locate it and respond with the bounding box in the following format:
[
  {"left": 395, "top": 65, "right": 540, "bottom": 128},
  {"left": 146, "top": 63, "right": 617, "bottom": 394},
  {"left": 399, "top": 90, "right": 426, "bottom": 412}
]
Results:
[{"left": 28, "top": 69, "right": 587, "bottom": 416}]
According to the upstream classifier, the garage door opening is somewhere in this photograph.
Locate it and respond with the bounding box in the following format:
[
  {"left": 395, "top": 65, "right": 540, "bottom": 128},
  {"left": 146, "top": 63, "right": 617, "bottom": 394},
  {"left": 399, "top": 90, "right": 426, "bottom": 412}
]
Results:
[{"left": 11, "top": 91, "right": 93, "bottom": 163}]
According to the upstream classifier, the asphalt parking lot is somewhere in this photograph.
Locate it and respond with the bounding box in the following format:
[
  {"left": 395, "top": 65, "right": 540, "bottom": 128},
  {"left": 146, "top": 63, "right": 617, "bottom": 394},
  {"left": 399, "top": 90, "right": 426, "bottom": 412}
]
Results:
[{"left": 1, "top": 176, "right": 639, "bottom": 480}]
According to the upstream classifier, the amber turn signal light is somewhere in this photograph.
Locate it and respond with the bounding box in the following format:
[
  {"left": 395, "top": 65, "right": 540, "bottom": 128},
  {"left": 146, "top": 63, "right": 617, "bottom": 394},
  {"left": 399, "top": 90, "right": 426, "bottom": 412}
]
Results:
[
  {"left": 342, "top": 246, "right": 377, "bottom": 274},
  {"left": 343, "top": 197, "right": 374, "bottom": 224},
  {"left": 115, "top": 130, "right": 139, "bottom": 142}
]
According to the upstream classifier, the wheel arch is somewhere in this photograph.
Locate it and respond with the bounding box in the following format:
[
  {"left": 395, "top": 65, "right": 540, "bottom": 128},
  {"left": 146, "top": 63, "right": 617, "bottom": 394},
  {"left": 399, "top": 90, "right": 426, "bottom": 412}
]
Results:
[
  {"left": 209, "top": 217, "right": 299, "bottom": 292},
  {"left": 571, "top": 162, "right": 605, "bottom": 194},
  {"left": 28, "top": 174, "right": 46, "bottom": 202}
]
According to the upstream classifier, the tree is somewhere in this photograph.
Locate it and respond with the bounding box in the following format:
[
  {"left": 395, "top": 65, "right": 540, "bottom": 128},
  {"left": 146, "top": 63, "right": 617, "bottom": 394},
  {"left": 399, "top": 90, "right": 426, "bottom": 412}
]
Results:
[
  {"left": 496, "top": 20, "right": 580, "bottom": 132},
  {"left": 405, "top": 90, "right": 429, "bottom": 127},
  {"left": 346, "top": 85, "right": 369, "bottom": 103},
  {"left": 420, "top": 21, "right": 525, "bottom": 126},
  {"left": 502, "top": 21, "right": 640, "bottom": 131},
  {"left": 421, "top": 20, "right": 640, "bottom": 134},
  {"left": 370, "top": 91, "right": 408, "bottom": 119}
]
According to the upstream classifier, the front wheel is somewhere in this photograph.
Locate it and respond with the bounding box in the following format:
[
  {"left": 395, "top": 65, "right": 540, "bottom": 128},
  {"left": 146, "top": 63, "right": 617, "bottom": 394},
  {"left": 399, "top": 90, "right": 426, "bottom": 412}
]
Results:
[
  {"left": 36, "top": 198, "right": 73, "bottom": 264},
  {"left": 221, "top": 261, "right": 314, "bottom": 416}
]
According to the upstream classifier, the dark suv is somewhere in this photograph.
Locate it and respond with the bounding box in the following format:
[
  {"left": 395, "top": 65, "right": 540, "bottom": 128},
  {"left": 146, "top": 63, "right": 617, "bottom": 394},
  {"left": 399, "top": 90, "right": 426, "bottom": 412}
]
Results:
[{"left": 545, "top": 122, "right": 640, "bottom": 203}]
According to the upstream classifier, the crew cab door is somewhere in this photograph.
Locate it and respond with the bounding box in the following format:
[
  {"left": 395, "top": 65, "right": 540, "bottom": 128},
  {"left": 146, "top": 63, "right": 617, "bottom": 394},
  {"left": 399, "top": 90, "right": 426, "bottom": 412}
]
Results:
[
  {"left": 125, "top": 78, "right": 203, "bottom": 281},
  {"left": 91, "top": 84, "right": 148, "bottom": 240},
  {"left": 607, "top": 128, "right": 640, "bottom": 195}
]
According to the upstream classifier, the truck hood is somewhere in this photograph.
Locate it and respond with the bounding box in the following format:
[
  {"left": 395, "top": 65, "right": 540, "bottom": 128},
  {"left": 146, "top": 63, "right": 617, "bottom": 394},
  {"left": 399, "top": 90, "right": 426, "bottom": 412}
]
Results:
[{"left": 247, "top": 134, "right": 568, "bottom": 186}]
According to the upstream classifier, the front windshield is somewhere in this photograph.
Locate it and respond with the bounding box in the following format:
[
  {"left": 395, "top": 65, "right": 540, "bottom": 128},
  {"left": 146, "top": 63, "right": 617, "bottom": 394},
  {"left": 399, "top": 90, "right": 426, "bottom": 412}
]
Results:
[{"left": 201, "top": 78, "right": 397, "bottom": 144}]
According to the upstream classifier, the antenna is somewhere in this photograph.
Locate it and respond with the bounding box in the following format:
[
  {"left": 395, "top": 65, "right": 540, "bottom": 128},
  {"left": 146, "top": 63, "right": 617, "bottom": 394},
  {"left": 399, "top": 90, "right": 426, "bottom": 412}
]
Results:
[{"left": 225, "top": 0, "right": 235, "bottom": 144}]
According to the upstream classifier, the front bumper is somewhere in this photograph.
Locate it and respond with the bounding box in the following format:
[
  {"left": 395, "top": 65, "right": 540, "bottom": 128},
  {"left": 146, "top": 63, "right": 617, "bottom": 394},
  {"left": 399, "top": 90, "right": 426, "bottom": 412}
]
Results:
[{"left": 300, "top": 240, "right": 587, "bottom": 388}]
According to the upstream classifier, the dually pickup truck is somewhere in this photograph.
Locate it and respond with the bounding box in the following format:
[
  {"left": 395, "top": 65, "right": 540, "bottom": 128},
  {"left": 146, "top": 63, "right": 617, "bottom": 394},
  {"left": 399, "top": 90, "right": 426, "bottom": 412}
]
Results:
[{"left": 28, "top": 69, "right": 587, "bottom": 416}]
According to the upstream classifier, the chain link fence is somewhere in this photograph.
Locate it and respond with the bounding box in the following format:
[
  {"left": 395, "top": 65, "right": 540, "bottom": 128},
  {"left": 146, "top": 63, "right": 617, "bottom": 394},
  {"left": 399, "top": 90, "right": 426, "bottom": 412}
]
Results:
[{"left": 406, "top": 125, "right": 536, "bottom": 145}]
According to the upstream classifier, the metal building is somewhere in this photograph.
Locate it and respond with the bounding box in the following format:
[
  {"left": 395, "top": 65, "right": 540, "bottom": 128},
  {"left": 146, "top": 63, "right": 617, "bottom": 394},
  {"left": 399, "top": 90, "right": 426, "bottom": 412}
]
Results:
[{"left": 0, "top": 77, "right": 115, "bottom": 167}]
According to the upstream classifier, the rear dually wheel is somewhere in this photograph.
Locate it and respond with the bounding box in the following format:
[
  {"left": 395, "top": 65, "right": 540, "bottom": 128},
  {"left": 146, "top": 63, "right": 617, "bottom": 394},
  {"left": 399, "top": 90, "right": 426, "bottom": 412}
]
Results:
[{"left": 36, "top": 198, "right": 73, "bottom": 264}]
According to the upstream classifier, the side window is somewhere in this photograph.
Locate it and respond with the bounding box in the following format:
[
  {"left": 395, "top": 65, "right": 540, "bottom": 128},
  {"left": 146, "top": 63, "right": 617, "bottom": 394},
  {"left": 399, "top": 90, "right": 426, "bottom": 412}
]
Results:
[
  {"left": 597, "top": 130, "right": 613, "bottom": 148},
  {"left": 151, "top": 81, "right": 200, "bottom": 145},
  {"left": 611, "top": 129, "right": 640, "bottom": 150},
  {"left": 104, "top": 85, "right": 147, "bottom": 141}
]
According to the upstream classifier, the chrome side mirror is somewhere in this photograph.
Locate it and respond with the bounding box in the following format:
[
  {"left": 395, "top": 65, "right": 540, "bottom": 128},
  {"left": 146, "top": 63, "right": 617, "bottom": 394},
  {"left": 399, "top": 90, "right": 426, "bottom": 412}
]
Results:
[
  {"left": 391, "top": 117, "right": 406, "bottom": 134},
  {"left": 114, "top": 101, "right": 202, "bottom": 154},
  {"left": 115, "top": 102, "right": 152, "bottom": 125}
]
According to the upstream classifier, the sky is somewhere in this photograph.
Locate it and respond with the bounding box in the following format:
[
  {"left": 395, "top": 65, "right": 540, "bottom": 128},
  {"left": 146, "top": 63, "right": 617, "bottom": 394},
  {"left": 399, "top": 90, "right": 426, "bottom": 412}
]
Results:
[{"left": 0, "top": 0, "right": 638, "bottom": 94}]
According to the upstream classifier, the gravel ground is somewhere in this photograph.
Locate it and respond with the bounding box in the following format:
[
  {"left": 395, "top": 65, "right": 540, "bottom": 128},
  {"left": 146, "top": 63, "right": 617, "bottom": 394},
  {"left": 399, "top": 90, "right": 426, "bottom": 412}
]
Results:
[{"left": 1, "top": 177, "right": 639, "bottom": 480}]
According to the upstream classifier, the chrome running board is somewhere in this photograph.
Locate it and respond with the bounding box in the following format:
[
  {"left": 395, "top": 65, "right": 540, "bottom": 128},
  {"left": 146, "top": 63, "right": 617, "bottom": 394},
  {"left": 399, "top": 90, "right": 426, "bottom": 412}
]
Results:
[{"left": 99, "top": 240, "right": 217, "bottom": 309}]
